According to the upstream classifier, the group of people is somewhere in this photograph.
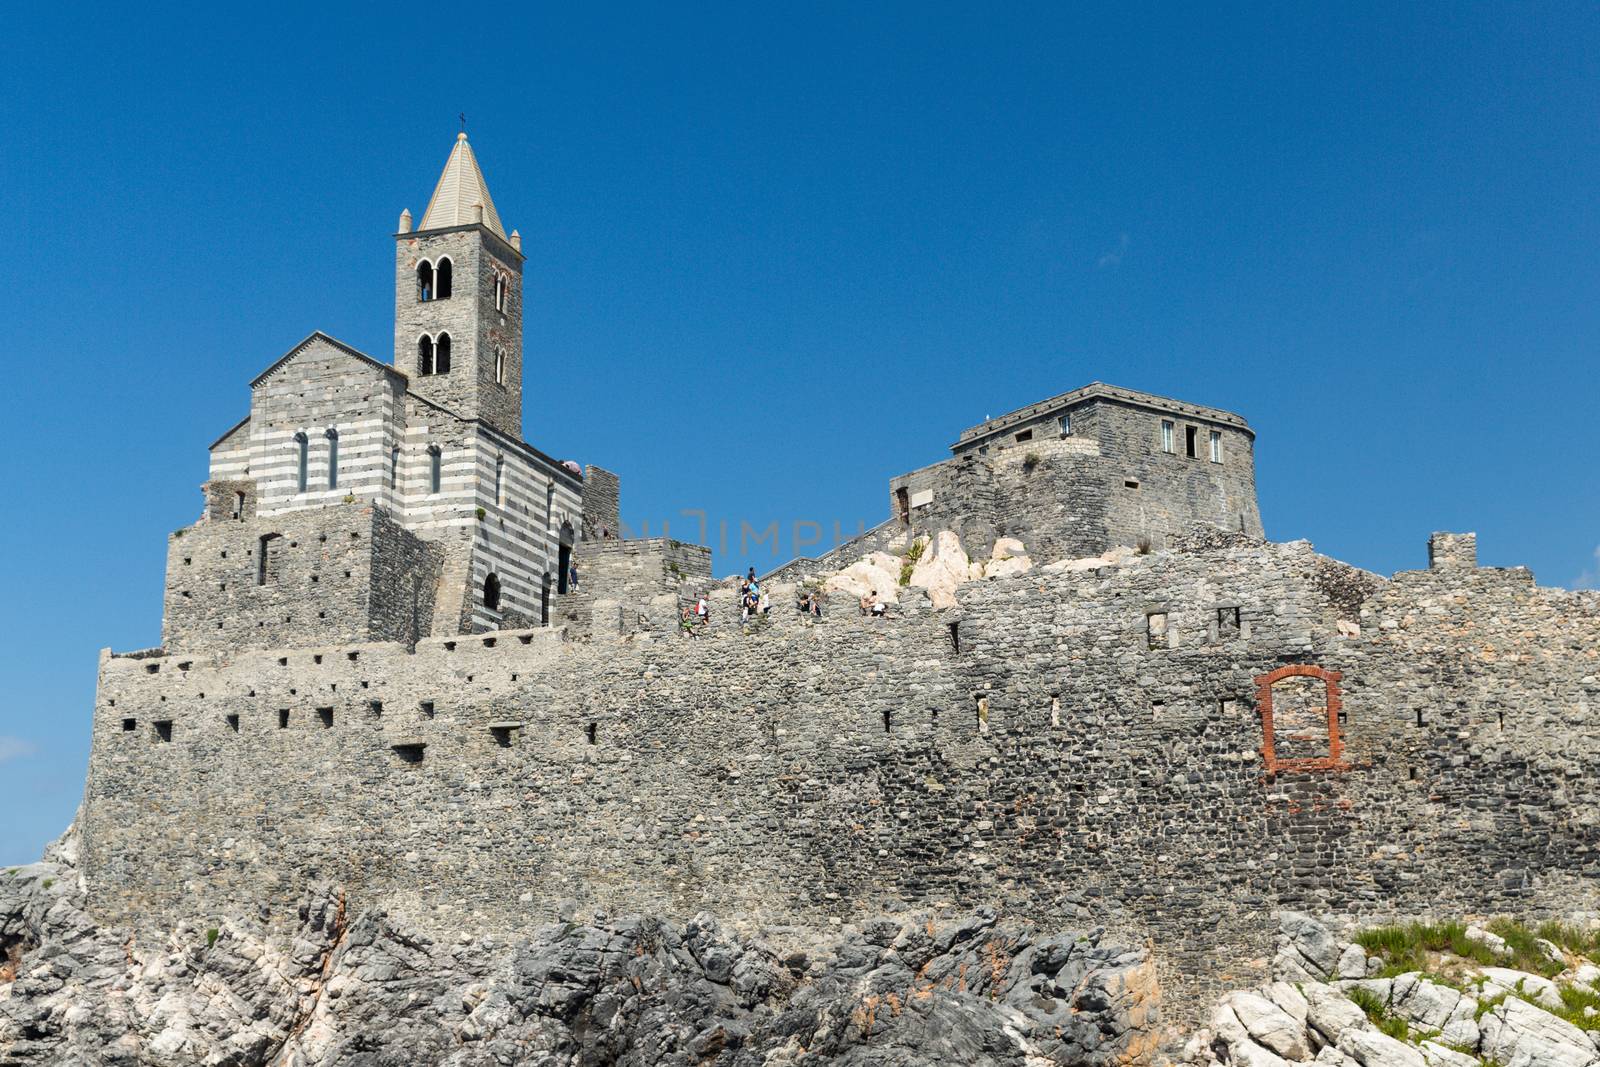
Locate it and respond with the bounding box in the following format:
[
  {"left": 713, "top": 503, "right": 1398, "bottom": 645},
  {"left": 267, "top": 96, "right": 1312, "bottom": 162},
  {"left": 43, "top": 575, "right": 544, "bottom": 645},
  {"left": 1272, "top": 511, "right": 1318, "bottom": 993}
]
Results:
[
  {"left": 679, "top": 594, "right": 710, "bottom": 636},
  {"left": 675, "top": 570, "right": 890, "bottom": 635},
  {"left": 738, "top": 569, "right": 770, "bottom": 621}
]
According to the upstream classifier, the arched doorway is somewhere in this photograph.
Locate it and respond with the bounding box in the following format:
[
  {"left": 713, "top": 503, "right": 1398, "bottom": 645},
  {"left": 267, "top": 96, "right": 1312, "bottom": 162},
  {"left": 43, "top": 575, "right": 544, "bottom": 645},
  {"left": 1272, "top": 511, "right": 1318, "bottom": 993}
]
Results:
[{"left": 557, "top": 522, "right": 575, "bottom": 594}]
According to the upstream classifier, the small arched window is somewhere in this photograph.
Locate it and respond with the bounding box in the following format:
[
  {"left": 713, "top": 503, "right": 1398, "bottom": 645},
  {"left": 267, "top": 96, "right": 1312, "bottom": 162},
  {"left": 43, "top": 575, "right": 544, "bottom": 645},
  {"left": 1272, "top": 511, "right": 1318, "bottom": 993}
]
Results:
[
  {"left": 436, "top": 258, "right": 453, "bottom": 299},
  {"left": 493, "top": 273, "right": 507, "bottom": 312},
  {"left": 428, "top": 446, "right": 442, "bottom": 494},
  {"left": 417, "top": 335, "right": 435, "bottom": 376},
  {"left": 417, "top": 260, "right": 434, "bottom": 302},
  {"left": 435, "top": 333, "right": 452, "bottom": 374},
  {"left": 294, "top": 432, "right": 309, "bottom": 493},
  {"left": 389, "top": 446, "right": 400, "bottom": 490},
  {"left": 483, "top": 572, "right": 501, "bottom": 612},
  {"left": 494, "top": 455, "right": 505, "bottom": 506},
  {"left": 232, "top": 491, "right": 245, "bottom": 521},
  {"left": 494, "top": 347, "right": 506, "bottom": 385},
  {"left": 325, "top": 428, "right": 339, "bottom": 490}
]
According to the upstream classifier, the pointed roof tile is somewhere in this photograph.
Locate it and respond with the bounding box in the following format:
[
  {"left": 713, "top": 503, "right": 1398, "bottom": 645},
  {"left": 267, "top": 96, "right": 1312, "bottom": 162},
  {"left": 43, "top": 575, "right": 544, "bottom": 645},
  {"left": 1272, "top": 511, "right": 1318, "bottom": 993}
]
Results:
[{"left": 418, "top": 133, "right": 507, "bottom": 240}]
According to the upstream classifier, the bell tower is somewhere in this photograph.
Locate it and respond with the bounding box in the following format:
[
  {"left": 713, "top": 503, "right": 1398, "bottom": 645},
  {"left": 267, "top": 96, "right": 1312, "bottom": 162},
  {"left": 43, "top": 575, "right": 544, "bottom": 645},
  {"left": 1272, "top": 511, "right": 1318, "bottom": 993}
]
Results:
[{"left": 394, "top": 132, "right": 524, "bottom": 438}]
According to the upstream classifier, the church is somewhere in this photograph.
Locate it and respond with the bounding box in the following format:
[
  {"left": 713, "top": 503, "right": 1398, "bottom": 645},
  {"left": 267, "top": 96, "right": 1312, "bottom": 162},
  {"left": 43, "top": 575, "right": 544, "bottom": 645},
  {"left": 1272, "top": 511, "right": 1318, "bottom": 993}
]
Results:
[{"left": 165, "top": 134, "right": 612, "bottom": 652}]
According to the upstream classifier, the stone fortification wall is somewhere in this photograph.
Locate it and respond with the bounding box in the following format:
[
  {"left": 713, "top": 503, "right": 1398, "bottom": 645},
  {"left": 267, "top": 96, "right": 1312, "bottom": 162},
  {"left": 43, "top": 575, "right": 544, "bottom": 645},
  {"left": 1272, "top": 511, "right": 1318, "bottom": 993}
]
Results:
[
  {"left": 1085, "top": 398, "right": 1262, "bottom": 544},
  {"left": 161, "top": 505, "right": 442, "bottom": 653},
  {"left": 581, "top": 465, "right": 620, "bottom": 541},
  {"left": 83, "top": 531, "right": 1600, "bottom": 1012},
  {"left": 802, "top": 393, "right": 1264, "bottom": 584},
  {"left": 549, "top": 537, "right": 712, "bottom": 636}
]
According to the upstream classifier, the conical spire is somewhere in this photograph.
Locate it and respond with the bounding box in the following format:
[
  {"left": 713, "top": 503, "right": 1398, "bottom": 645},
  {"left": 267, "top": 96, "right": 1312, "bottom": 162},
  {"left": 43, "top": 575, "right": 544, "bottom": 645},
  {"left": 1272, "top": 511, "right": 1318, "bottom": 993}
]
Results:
[{"left": 418, "top": 132, "right": 507, "bottom": 241}]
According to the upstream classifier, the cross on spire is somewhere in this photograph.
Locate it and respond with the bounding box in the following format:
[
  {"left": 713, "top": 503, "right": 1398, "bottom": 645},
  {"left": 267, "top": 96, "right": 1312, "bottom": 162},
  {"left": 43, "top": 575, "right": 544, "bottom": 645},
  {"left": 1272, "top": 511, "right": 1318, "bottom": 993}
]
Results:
[{"left": 459, "top": 113, "right": 467, "bottom": 134}]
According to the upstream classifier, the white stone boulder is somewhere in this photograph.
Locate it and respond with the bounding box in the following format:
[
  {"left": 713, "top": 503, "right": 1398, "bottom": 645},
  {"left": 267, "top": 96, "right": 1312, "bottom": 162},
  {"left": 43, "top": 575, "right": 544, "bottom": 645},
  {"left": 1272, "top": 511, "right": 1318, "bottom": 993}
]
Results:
[
  {"left": 1569, "top": 962, "right": 1600, "bottom": 987},
  {"left": 824, "top": 551, "right": 903, "bottom": 606},
  {"left": 1479, "top": 967, "right": 1564, "bottom": 1012},
  {"left": 1224, "top": 990, "right": 1313, "bottom": 1061},
  {"left": 1478, "top": 994, "right": 1600, "bottom": 1067},
  {"left": 907, "top": 532, "right": 970, "bottom": 609},
  {"left": 1389, "top": 972, "right": 1479, "bottom": 1048},
  {"left": 1335, "top": 944, "right": 1369, "bottom": 980},
  {"left": 1208, "top": 1001, "right": 1303, "bottom": 1067},
  {"left": 1312, "top": 1048, "right": 1360, "bottom": 1066},
  {"left": 1335, "top": 1028, "right": 1427, "bottom": 1067},
  {"left": 980, "top": 536, "right": 1033, "bottom": 580},
  {"left": 1303, "top": 983, "right": 1370, "bottom": 1047},
  {"left": 1465, "top": 925, "right": 1511, "bottom": 957},
  {"left": 1418, "top": 1041, "right": 1481, "bottom": 1067},
  {"left": 1278, "top": 913, "right": 1345, "bottom": 981}
]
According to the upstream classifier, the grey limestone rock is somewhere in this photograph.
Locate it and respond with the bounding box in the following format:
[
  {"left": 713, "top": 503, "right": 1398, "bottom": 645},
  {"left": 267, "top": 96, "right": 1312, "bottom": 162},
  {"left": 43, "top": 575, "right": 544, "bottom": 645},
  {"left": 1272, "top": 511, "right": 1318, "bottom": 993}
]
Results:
[{"left": 0, "top": 830, "right": 1161, "bottom": 1066}]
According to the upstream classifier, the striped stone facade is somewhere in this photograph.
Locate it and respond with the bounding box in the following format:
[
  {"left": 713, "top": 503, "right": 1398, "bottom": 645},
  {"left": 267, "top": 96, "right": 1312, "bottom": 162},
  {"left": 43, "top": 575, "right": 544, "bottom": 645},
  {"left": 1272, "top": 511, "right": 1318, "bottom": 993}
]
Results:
[{"left": 164, "top": 136, "right": 588, "bottom": 653}]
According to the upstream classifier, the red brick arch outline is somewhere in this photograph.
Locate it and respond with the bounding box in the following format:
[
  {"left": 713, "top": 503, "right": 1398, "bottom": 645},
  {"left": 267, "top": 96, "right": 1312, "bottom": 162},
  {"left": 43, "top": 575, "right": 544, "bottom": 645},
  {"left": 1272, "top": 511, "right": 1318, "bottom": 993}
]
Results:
[{"left": 1254, "top": 663, "right": 1346, "bottom": 775}]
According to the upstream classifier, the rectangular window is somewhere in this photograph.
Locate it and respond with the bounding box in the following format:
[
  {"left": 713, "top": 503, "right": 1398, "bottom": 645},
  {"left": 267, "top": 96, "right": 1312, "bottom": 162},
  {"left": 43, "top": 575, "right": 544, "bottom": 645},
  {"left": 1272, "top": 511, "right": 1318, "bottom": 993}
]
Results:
[
  {"left": 1185, "top": 425, "right": 1197, "bottom": 458},
  {"left": 1161, "top": 420, "right": 1174, "bottom": 453},
  {"left": 316, "top": 707, "right": 333, "bottom": 728},
  {"left": 1058, "top": 414, "right": 1071, "bottom": 436},
  {"left": 1217, "top": 606, "right": 1241, "bottom": 638},
  {"left": 326, "top": 431, "right": 339, "bottom": 489},
  {"left": 1146, "top": 612, "right": 1169, "bottom": 649},
  {"left": 154, "top": 721, "right": 173, "bottom": 742},
  {"left": 494, "top": 457, "right": 504, "bottom": 507},
  {"left": 1014, "top": 429, "right": 1033, "bottom": 443},
  {"left": 389, "top": 446, "right": 400, "bottom": 490},
  {"left": 278, "top": 709, "right": 289, "bottom": 729},
  {"left": 257, "top": 534, "right": 280, "bottom": 586},
  {"left": 429, "top": 449, "right": 442, "bottom": 494},
  {"left": 1209, "top": 430, "right": 1222, "bottom": 463}
]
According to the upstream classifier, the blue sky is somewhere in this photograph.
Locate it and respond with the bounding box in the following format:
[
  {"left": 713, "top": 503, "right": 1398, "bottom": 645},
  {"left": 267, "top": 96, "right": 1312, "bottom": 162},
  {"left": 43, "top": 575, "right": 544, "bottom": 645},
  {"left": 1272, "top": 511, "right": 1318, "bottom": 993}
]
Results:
[{"left": 2, "top": 2, "right": 1596, "bottom": 863}]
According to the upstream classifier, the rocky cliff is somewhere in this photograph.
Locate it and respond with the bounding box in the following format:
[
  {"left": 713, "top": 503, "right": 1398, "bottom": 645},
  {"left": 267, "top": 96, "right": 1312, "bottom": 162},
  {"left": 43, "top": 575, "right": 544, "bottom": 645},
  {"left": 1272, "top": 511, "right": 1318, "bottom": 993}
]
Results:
[{"left": 1, "top": 826, "right": 1161, "bottom": 1066}]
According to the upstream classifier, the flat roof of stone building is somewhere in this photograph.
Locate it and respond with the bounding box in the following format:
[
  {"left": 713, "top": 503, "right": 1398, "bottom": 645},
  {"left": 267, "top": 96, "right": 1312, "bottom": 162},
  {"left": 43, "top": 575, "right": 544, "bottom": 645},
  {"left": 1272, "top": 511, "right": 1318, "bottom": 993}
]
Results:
[{"left": 953, "top": 381, "right": 1252, "bottom": 450}]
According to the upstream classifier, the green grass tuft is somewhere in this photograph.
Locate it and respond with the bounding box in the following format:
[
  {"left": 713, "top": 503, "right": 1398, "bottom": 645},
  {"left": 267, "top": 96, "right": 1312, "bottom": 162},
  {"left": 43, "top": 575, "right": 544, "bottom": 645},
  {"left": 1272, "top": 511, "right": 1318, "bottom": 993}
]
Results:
[
  {"left": 1474, "top": 992, "right": 1508, "bottom": 1021},
  {"left": 1346, "top": 985, "right": 1414, "bottom": 1042},
  {"left": 1485, "top": 919, "right": 1563, "bottom": 977},
  {"left": 206, "top": 927, "right": 219, "bottom": 948},
  {"left": 1355, "top": 919, "right": 1564, "bottom": 980},
  {"left": 1550, "top": 982, "right": 1600, "bottom": 1027}
]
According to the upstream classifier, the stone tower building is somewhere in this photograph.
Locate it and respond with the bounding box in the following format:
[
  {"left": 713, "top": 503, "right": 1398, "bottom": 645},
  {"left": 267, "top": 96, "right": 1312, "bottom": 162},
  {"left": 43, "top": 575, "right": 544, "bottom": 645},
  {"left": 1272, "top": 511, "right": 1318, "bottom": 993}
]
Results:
[
  {"left": 164, "top": 134, "right": 614, "bottom": 652},
  {"left": 394, "top": 133, "right": 524, "bottom": 437}
]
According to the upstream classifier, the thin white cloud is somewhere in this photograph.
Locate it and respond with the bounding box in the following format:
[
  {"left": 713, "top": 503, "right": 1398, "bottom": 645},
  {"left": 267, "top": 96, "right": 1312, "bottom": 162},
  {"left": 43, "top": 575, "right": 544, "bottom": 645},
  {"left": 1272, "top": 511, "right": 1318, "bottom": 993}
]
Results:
[
  {"left": 1577, "top": 545, "right": 1600, "bottom": 590},
  {"left": 0, "top": 737, "right": 37, "bottom": 764},
  {"left": 1097, "top": 232, "right": 1129, "bottom": 270}
]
